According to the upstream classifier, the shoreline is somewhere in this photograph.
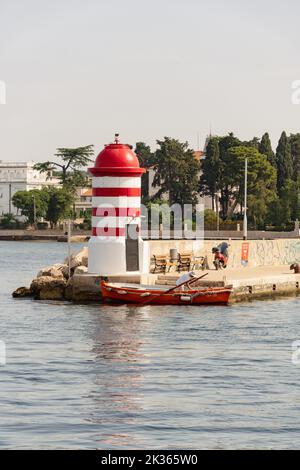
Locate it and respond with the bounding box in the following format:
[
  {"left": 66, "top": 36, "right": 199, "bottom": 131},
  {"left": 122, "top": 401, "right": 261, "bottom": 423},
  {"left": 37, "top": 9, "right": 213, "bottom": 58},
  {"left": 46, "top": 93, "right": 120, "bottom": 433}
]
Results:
[
  {"left": 1, "top": 228, "right": 300, "bottom": 243},
  {"left": 12, "top": 259, "right": 300, "bottom": 304},
  {"left": 8, "top": 240, "right": 300, "bottom": 304},
  {"left": 0, "top": 232, "right": 89, "bottom": 243}
]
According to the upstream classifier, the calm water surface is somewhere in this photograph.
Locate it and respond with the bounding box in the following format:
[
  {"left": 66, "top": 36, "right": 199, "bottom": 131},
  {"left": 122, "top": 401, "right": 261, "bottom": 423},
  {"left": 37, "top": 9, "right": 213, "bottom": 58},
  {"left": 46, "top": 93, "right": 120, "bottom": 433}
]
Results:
[{"left": 0, "top": 241, "right": 300, "bottom": 449}]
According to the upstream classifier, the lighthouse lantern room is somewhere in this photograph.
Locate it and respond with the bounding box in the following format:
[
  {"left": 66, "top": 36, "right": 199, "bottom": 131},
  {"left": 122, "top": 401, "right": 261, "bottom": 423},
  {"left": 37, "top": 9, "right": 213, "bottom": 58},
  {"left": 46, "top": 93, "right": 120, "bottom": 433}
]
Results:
[{"left": 88, "top": 134, "right": 146, "bottom": 275}]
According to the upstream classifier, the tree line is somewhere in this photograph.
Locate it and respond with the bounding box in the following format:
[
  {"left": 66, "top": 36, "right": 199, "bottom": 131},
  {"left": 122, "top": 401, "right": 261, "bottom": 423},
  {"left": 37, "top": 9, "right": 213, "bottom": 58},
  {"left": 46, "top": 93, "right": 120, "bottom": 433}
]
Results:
[
  {"left": 199, "top": 131, "right": 300, "bottom": 229},
  {"left": 136, "top": 133, "right": 300, "bottom": 230},
  {"left": 8, "top": 145, "right": 94, "bottom": 228},
  {"left": 6, "top": 133, "right": 300, "bottom": 230},
  {"left": 135, "top": 137, "right": 200, "bottom": 205}
]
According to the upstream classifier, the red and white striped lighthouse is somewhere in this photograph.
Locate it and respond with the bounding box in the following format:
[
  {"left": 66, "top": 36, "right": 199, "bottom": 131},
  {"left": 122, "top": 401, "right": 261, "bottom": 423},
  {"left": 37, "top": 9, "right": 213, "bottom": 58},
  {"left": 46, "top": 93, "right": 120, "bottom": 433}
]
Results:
[{"left": 88, "top": 134, "right": 146, "bottom": 275}]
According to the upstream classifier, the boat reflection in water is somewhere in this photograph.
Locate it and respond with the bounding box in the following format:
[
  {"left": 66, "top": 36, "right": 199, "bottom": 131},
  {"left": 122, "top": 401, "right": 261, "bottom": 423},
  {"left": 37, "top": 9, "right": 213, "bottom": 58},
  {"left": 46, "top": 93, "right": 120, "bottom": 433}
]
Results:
[{"left": 86, "top": 305, "right": 151, "bottom": 448}]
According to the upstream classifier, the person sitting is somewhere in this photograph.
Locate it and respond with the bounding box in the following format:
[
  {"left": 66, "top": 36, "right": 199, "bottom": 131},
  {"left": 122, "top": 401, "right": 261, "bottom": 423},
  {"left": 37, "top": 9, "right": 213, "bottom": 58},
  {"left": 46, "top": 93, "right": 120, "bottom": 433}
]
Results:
[
  {"left": 217, "top": 242, "right": 230, "bottom": 267},
  {"left": 212, "top": 247, "right": 227, "bottom": 269}
]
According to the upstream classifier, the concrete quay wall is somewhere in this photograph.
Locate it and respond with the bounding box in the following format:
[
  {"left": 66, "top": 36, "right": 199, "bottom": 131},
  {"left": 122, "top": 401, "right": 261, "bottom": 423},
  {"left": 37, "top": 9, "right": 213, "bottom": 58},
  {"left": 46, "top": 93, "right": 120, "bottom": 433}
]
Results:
[
  {"left": 145, "top": 238, "right": 300, "bottom": 270},
  {"left": 67, "top": 269, "right": 300, "bottom": 303},
  {"left": 65, "top": 239, "right": 300, "bottom": 302}
]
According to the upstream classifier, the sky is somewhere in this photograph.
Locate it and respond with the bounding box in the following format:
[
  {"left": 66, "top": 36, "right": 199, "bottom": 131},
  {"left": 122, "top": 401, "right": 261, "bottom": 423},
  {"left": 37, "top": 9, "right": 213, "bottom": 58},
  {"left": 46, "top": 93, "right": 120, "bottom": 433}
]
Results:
[{"left": 1, "top": 0, "right": 300, "bottom": 162}]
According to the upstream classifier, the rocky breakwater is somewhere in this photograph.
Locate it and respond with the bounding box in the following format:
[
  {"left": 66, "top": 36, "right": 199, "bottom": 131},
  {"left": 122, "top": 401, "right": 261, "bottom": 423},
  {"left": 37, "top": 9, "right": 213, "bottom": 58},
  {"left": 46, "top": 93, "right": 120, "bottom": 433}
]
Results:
[{"left": 12, "top": 247, "right": 89, "bottom": 301}]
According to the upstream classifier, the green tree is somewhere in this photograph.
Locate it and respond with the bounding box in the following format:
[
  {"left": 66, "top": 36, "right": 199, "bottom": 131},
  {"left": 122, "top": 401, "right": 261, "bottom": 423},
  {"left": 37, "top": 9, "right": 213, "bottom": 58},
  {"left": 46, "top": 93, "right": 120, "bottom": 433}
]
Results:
[
  {"left": 289, "top": 178, "right": 300, "bottom": 221},
  {"left": 152, "top": 137, "right": 200, "bottom": 206},
  {"left": 223, "top": 146, "right": 277, "bottom": 225},
  {"left": 267, "top": 193, "right": 292, "bottom": 229},
  {"left": 276, "top": 131, "right": 293, "bottom": 193},
  {"left": 289, "top": 133, "right": 300, "bottom": 181},
  {"left": 199, "top": 137, "right": 220, "bottom": 210},
  {"left": 269, "top": 178, "right": 300, "bottom": 227},
  {"left": 0, "top": 213, "right": 20, "bottom": 229},
  {"left": 200, "top": 133, "right": 243, "bottom": 218},
  {"left": 204, "top": 209, "right": 218, "bottom": 228},
  {"left": 218, "top": 133, "right": 242, "bottom": 218},
  {"left": 63, "top": 170, "right": 91, "bottom": 193},
  {"left": 12, "top": 189, "right": 49, "bottom": 224},
  {"left": 259, "top": 132, "right": 276, "bottom": 166},
  {"left": 45, "top": 187, "right": 73, "bottom": 228},
  {"left": 218, "top": 133, "right": 241, "bottom": 160},
  {"left": 245, "top": 137, "right": 260, "bottom": 149},
  {"left": 12, "top": 187, "right": 74, "bottom": 227},
  {"left": 135, "top": 142, "right": 154, "bottom": 201},
  {"left": 34, "top": 145, "right": 94, "bottom": 190}
]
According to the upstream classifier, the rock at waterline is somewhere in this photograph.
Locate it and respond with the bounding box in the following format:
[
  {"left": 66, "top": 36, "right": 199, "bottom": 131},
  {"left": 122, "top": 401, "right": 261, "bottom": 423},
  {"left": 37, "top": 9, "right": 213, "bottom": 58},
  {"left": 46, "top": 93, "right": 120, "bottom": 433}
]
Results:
[
  {"left": 12, "top": 246, "right": 89, "bottom": 301},
  {"left": 12, "top": 287, "right": 32, "bottom": 298},
  {"left": 64, "top": 246, "right": 88, "bottom": 269},
  {"left": 64, "top": 276, "right": 74, "bottom": 301},
  {"left": 74, "top": 265, "right": 88, "bottom": 275},
  {"left": 37, "top": 263, "right": 68, "bottom": 279},
  {"left": 30, "top": 276, "right": 67, "bottom": 300}
]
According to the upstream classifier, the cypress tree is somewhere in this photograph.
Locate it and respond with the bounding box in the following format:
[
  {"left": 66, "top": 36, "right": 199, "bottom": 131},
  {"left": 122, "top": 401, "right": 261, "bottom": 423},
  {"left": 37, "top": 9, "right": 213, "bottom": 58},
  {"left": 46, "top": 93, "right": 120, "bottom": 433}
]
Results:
[
  {"left": 135, "top": 142, "right": 154, "bottom": 201},
  {"left": 259, "top": 133, "right": 276, "bottom": 166},
  {"left": 289, "top": 133, "right": 300, "bottom": 181},
  {"left": 199, "top": 137, "right": 220, "bottom": 210},
  {"left": 276, "top": 131, "right": 293, "bottom": 193},
  {"left": 247, "top": 137, "right": 260, "bottom": 149}
]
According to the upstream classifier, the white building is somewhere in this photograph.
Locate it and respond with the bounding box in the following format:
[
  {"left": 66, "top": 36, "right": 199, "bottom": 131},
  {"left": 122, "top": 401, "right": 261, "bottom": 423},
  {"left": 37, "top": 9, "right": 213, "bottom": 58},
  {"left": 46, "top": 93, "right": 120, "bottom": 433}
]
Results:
[
  {"left": 0, "top": 161, "right": 60, "bottom": 216},
  {"left": 74, "top": 187, "right": 92, "bottom": 219}
]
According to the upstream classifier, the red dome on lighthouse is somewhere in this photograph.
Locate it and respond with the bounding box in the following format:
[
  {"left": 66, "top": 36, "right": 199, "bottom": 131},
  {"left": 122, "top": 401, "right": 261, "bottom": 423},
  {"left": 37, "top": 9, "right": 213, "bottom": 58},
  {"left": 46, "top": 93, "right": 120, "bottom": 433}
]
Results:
[{"left": 89, "top": 134, "right": 145, "bottom": 176}]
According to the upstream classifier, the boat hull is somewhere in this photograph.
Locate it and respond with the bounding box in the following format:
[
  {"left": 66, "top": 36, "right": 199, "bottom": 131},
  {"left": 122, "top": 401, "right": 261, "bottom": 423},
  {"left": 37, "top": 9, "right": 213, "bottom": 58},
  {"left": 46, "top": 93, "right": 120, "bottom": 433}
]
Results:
[{"left": 101, "top": 281, "right": 232, "bottom": 305}]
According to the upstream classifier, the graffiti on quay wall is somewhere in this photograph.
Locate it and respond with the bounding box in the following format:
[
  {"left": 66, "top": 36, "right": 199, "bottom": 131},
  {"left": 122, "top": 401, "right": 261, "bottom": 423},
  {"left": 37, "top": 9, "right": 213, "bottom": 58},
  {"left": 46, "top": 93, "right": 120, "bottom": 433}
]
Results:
[
  {"left": 253, "top": 240, "right": 300, "bottom": 266},
  {"left": 224, "top": 239, "right": 300, "bottom": 268}
]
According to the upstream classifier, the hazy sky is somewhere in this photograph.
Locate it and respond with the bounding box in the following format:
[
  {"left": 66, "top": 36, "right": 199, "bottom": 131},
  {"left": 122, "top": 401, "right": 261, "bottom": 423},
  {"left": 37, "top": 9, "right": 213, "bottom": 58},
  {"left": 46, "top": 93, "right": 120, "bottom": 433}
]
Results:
[{"left": 1, "top": 0, "right": 300, "bottom": 162}]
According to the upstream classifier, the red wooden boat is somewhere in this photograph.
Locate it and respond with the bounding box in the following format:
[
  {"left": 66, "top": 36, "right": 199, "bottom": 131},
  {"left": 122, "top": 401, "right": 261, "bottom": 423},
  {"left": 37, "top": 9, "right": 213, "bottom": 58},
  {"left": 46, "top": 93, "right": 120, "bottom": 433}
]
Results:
[{"left": 101, "top": 281, "right": 233, "bottom": 306}]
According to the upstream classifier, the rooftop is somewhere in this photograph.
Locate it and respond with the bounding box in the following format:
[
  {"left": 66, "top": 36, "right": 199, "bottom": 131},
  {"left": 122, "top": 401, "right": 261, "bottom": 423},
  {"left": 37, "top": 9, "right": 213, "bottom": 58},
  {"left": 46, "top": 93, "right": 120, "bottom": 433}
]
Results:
[{"left": 0, "top": 161, "right": 36, "bottom": 167}]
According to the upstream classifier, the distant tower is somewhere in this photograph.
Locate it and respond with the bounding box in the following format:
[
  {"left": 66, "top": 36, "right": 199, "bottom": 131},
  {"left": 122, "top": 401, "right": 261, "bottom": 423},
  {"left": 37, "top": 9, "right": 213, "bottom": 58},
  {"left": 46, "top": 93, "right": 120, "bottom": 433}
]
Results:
[{"left": 88, "top": 134, "right": 146, "bottom": 275}]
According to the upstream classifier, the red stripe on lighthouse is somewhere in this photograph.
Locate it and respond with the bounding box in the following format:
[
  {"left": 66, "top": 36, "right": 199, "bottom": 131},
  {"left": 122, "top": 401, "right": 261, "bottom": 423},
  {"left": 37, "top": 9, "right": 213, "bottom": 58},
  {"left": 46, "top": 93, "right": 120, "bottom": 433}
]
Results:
[
  {"left": 92, "top": 207, "right": 141, "bottom": 217},
  {"left": 92, "top": 227, "right": 126, "bottom": 237},
  {"left": 92, "top": 188, "right": 141, "bottom": 197}
]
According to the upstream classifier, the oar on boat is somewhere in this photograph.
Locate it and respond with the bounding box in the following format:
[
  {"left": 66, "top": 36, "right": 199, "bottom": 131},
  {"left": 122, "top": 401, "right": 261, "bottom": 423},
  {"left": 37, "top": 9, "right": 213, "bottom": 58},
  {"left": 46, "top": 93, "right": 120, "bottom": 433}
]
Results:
[{"left": 140, "top": 272, "right": 208, "bottom": 306}]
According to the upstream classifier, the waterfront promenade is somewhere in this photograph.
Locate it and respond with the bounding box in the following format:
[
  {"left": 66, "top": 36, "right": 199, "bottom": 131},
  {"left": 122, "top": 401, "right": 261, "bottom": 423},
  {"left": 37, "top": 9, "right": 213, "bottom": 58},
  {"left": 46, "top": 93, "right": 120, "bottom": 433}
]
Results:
[
  {"left": 65, "top": 265, "right": 300, "bottom": 303},
  {"left": 6, "top": 235, "right": 299, "bottom": 303},
  {"left": 157, "top": 265, "right": 297, "bottom": 284},
  {"left": 153, "top": 266, "right": 300, "bottom": 303},
  {"left": 0, "top": 229, "right": 88, "bottom": 242}
]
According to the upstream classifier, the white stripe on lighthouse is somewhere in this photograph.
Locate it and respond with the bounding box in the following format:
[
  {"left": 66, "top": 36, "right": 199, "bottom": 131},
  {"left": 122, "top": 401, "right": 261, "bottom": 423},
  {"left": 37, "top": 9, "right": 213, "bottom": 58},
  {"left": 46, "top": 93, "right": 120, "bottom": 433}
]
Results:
[
  {"left": 92, "top": 196, "right": 141, "bottom": 208},
  {"left": 92, "top": 176, "right": 141, "bottom": 188},
  {"left": 92, "top": 216, "right": 141, "bottom": 228},
  {"left": 91, "top": 176, "right": 142, "bottom": 238}
]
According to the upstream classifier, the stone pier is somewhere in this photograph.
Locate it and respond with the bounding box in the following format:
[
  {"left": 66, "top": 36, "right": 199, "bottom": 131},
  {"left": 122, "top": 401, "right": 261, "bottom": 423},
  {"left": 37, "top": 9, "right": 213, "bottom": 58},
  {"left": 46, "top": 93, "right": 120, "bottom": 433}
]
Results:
[{"left": 63, "top": 265, "right": 300, "bottom": 303}]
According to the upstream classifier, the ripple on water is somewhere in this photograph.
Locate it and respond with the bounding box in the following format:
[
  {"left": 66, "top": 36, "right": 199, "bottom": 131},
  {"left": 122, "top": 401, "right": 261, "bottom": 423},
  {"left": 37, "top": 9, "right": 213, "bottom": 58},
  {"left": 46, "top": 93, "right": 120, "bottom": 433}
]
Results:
[{"left": 1, "top": 241, "right": 300, "bottom": 449}]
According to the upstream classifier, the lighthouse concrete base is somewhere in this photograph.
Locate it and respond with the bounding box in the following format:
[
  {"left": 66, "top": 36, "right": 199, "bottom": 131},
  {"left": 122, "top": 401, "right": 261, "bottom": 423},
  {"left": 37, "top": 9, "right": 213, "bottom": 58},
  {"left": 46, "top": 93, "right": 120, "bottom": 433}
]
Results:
[
  {"left": 88, "top": 236, "right": 149, "bottom": 276},
  {"left": 66, "top": 273, "right": 142, "bottom": 302}
]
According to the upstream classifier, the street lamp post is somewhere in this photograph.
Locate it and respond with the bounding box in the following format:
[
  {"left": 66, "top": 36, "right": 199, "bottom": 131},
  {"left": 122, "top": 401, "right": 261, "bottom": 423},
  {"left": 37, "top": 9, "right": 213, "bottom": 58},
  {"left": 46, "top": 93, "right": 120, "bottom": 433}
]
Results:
[
  {"left": 216, "top": 195, "right": 220, "bottom": 231},
  {"left": 32, "top": 195, "right": 36, "bottom": 228},
  {"left": 243, "top": 157, "right": 248, "bottom": 240},
  {"left": 8, "top": 183, "right": 12, "bottom": 214},
  {"left": 67, "top": 219, "right": 71, "bottom": 279}
]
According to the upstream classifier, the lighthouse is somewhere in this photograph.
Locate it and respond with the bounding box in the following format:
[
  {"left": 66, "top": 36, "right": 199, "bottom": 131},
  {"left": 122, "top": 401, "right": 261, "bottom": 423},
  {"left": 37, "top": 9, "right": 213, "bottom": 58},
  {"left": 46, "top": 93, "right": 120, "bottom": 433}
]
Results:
[{"left": 88, "top": 134, "right": 146, "bottom": 275}]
